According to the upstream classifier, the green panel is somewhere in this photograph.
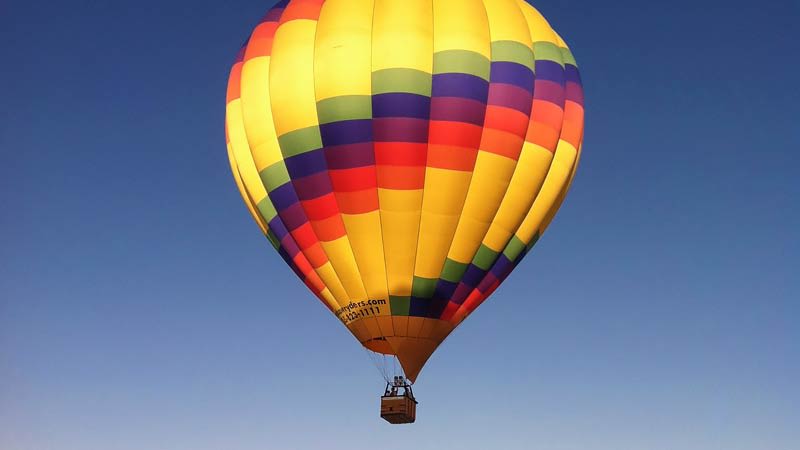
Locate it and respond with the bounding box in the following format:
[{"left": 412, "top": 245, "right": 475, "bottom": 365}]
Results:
[
  {"left": 260, "top": 162, "right": 291, "bottom": 192},
  {"left": 473, "top": 244, "right": 500, "bottom": 271},
  {"left": 433, "top": 50, "right": 490, "bottom": 80},
  {"left": 256, "top": 197, "right": 278, "bottom": 222},
  {"left": 490, "top": 40, "right": 535, "bottom": 71},
  {"left": 503, "top": 235, "right": 527, "bottom": 261},
  {"left": 533, "top": 42, "right": 564, "bottom": 66},
  {"left": 441, "top": 258, "right": 468, "bottom": 283},
  {"left": 266, "top": 229, "right": 280, "bottom": 250},
  {"left": 277, "top": 126, "right": 323, "bottom": 158},
  {"left": 560, "top": 47, "right": 577, "bottom": 67},
  {"left": 372, "top": 68, "right": 432, "bottom": 97},
  {"left": 316, "top": 95, "right": 372, "bottom": 124},
  {"left": 411, "top": 276, "right": 437, "bottom": 299},
  {"left": 390, "top": 296, "right": 410, "bottom": 316}
]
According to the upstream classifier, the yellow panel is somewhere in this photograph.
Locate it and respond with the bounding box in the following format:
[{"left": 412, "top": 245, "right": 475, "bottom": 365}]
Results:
[
  {"left": 342, "top": 212, "right": 389, "bottom": 301},
  {"left": 540, "top": 144, "right": 581, "bottom": 234},
  {"left": 316, "top": 262, "right": 349, "bottom": 303},
  {"left": 415, "top": 211, "right": 459, "bottom": 278},
  {"left": 433, "top": 0, "right": 490, "bottom": 57},
  {"left": 446, "top": 152, "right": 516, "bottom": 262},
  {"left": 269, "top": 20, "right": 320, "bottom": 135},
  {"left": 516, "top": 0, "right": 559, "bottom": 44},
  {"left": 515, "top": 142, "right": 578, "bottom": 243},
  {"left": 226, "top": 100, "right": 269, "bottom": 206},
  {"left": 379, "top": 209, "right": 421, "bottom": 296},
  {"left": 481, "top": 0, "right": 534, "bottom": 44},
  {"left": 414, "top": 169, "right": 473, "bottom": 278},
  {"left": 378, "top": 188, "right": 424, "bottom": 212},
  {"left": 241, "top": 57, "right": 283, "bottom": 171},
  {"left": 421, "top": 168, "right": 473, "bottom": 215},
  {"left": 482, "top": 144, "right": 553, "bottom": 250},
  {"left": 315, "top": 0, "right": 374, "bottom": 100},
  {"left": 372, "top": 0, "right": 433, "bottom": 73},
  {"left": 226, "top": 143, "right": 268, "bottom": 235},
  {"left": 320, "top": 288, "right": 336, "bottom": 308},
  {"left": 321, "top": 237, "right": 369, "bottom": 302}
]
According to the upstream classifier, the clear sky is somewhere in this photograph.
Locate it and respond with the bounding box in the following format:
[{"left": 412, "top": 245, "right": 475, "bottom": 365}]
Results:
[{"left": 1, "top": 0, "right": 798, "bottom": 449}]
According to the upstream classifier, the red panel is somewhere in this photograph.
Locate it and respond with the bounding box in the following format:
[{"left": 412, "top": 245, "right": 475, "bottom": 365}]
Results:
[
  {"left": 428, "top": 121, "right": 483, "bottom": 148},
  {"left": 376, "top": 165, "right": 426, "bottom": 190},
  {"left": 293, "top": 253, "right": 314, "bottom": 277},
  {"left": 329, "top": 167, "right": 377, "bottom": 192},
  {"left": 244, "top": 22, "right": 279, "bottom": 60},
  {"left": 439, "top": 301, "right": 460, "bottom": 322},
  {"left": 375, "top": 142, "right": 427, "bottom": 166},
  {"left": 279, "top": 0, "right": 325, "bottom": 23},
  {"left": 560, "top": 101, "right": 585, "bottom": 148},
  {"left": 291, "top": 222, "right": 318, "bottom": 251},
  {"left": 336, "top": 189, "right": 380, "bottom": 214},
  {"left": 530, "top": 99, "right": 564, "bottom": 131},
  {"left": 528, "top": 122, "right": 561, "bottom": 151},
  {"left": 301, "top": 193, "right": 339, "bottom": 221},
  {"left": 482, "top": 106, "right": 529, "bottom": 138},
  {"left": 226, "top": 63, "right": 242, "bottom": 103},
  {"left": 310, "top": 214, "right": 347, "bottom": 242},
  {"left": 427, "top": 144, "right": 479, "bottom": 171},
  {"left": 302, "top": 242, "right": 328, "bottom": 268},
  {"left": 479, "top": 128, "right": 525, "bottom": 160}
]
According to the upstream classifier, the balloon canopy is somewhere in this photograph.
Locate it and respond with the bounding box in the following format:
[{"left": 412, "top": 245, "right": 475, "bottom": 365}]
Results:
[{"left": 225, "top": 0, "right": 584, "bottom": 382}]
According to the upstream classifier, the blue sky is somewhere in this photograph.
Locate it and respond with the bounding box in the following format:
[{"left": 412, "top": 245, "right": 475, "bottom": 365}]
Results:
[{"left": 1, "top": 0, "right": 798, "bottom": 449}]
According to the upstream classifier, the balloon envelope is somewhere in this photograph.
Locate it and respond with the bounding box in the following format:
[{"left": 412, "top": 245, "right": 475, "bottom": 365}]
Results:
[{"left": 225, "top": 0, "right": 585, "bottom": 381}]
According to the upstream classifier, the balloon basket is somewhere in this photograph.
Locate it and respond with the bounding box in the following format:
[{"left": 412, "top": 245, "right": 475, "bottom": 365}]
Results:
[{"left": 380, "top": 376, "right": 417, "bottom": 424}]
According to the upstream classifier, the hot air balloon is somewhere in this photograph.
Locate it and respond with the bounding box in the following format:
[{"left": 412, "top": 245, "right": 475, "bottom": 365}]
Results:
[{"left": 225, "top": 0, "right": 584, "bottom": 423}]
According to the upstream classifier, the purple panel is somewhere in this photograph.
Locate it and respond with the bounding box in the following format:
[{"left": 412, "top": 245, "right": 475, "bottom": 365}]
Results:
[
  {"left": 566, "top": 81, "right": 585, "bottom": 106},
  {"left": 533, "top": 80, "right": 565, "bottom": 105},
  {"left": 429, "top": 97, "right": 486, "bottom": 126},
  {"left": 433, "top": 279, "right": 459, "bottom": 301},
  {"left": 534, "top": 60, "right": 564, "bottom": 84},
  {"left": 462, "top": 264, "right": 487, "bottom": 287},
  {"left": 263, "top": 7, "right": 284, "bottom": 22},
  {"left": 490, "top": 254, "right": 513, "bottom": 277},
  {"left": 489, "top": 62, "right": 535, "bottom": 91},
  {"left": 427, "top": 298, "right": 449, "bottom": 319},
  {"left": 325, "top": 142, "right": 375, "bottom": 169},
  {"left": 276, "top": 247, "right": 303, "bottom": 279},
  {"left": 432, "top": 73, "right": 489, "bottom": 103},
  {"left": 320, "top": 119, "right": 373, "bottom": 146},
  {"left": 268, "top": 217, "right": 290, "bottom": 241},
  {"left": 450, "top": 283, "right": 472, "bottom": 305},
  {"left": 279, "top": 202, "right": 307, "bottom": 231},
  {"left": 487, "top": 83, "right": 534, "bottom": 115},
  {"left": 564, "top": 65, "right": 581, "bottom": 84},
  {"left": 372, "top": 93, "right": 431, "bottom": 119},
  {"left": 280, "top": 234, "right": 301, "bottom": 258},
  {"left": 372, "top": 118, "right": 429, "bottom": 143},
  {"left": 477, "top": 272, "right": 499, "bottom": 293},
  {"left": 269, "top": 183, "right": 299, "bottom": 211},
  {"left": 285, "top": 149, "right": 327, "bottom": 178},
  {"left": 409, "top": 298, "right": 429, "bottom": 317},
  {"left": 235, "top": 44, "right": 247, "bottom": 64},
  {"left": 292, "top": 171, "right": 333, "bottom": 200}
]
